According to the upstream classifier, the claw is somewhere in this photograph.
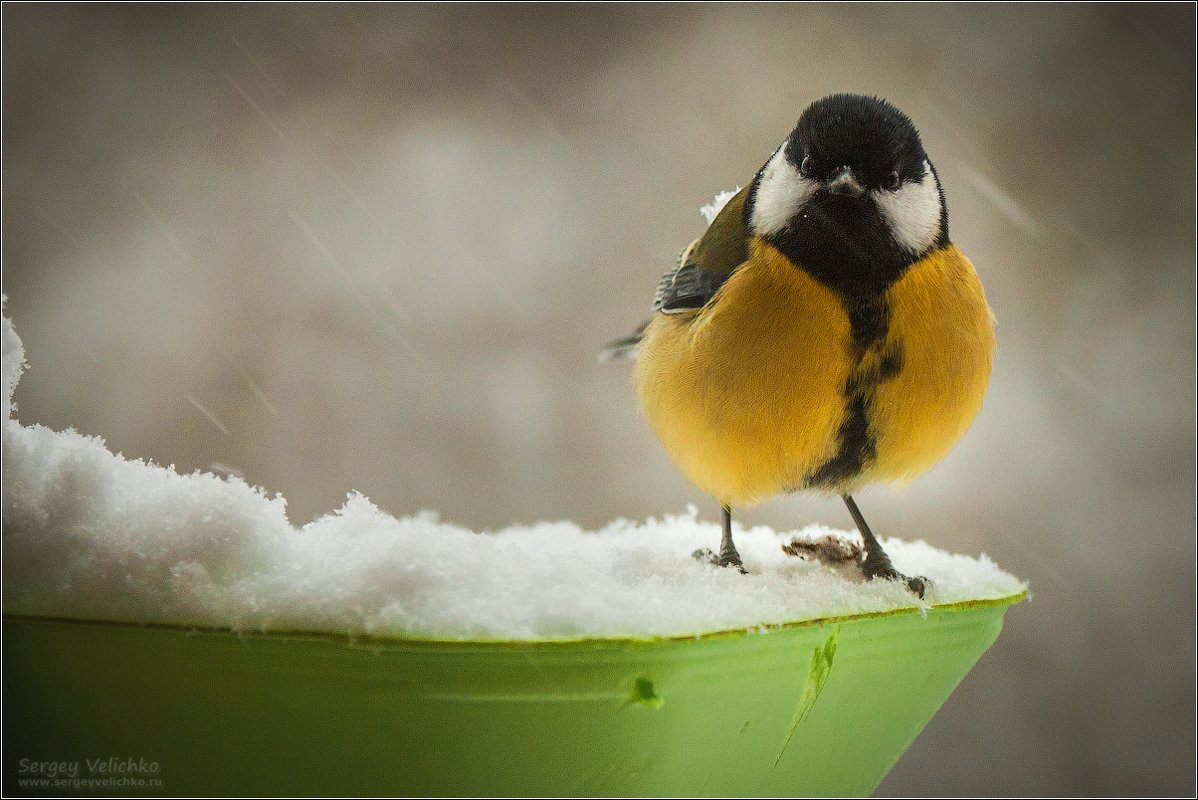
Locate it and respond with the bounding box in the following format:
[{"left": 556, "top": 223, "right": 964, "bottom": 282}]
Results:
[
  {"left": 842, "top": 495, "right": 927, "bottom": 599},
  {"left": 692, "top": 547, "right": 748, "bottom": 574},
  {"left": 862, "top": 560, "right": 927, "bottom": 598}
]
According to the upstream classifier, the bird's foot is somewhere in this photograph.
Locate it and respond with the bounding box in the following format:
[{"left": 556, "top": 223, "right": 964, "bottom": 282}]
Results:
[
  {"left": 692, "top": 548, "right": 748, "bottom": 574},
  {"left": 861, "top": 558, "right": 927, "bottom": 598}
]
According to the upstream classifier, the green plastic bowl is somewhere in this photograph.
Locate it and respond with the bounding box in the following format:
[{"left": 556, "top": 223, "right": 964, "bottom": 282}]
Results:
[{"left": 3, "top": 594, "right": 1023, "bottom": 797}]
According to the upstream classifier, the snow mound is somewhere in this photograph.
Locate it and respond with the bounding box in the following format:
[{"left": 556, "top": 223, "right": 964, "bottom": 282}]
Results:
[
  {"left": 700, "top": 187, "right": 742, "bottom": 225},
  {"left": 2, "top": 302, "right": 1025, "bottom": 640}
]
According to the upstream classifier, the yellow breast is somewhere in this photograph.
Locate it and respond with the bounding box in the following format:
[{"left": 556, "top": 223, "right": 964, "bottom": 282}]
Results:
[
  {"left": 634, "top": 239, "right": 994, "bottom": 506},
  {"left": 867, "top": 245, "right": 995, "bottom": 484},
  {"left": 635, "top": 240, "right": 851, "bottom": 506}
]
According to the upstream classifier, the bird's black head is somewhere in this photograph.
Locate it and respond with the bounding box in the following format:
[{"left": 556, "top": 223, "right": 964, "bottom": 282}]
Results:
[
  {"left": 788, "top": 94, "right": 928, "bottom": 192},
  {"left": 746, "top": 94, "right": 948, "bottom": 302}
]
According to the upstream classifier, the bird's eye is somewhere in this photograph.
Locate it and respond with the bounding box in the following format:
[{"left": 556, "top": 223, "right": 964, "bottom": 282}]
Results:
[
  {"left": 887, "top": 170, "right": 901, "bottom": 191},
  {"left": 800, "top": 156, "right": 812, "bottom": 178}
]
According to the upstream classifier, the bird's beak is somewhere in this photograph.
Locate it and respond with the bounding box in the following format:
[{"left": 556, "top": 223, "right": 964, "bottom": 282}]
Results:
[{"left": 826, "top": 167, "right": 865, "bottom": 198}]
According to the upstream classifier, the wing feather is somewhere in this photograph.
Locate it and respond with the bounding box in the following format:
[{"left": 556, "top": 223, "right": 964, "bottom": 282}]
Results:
[
  {"left": 651, "top": 185, "right": 751, "bottom": 314},
  {"left": 602, "top": 184, "right": 754, "bottom": 360}
]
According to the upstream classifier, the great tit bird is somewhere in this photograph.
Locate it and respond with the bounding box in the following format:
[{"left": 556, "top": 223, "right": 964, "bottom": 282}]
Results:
[{"left": 605, "top": 94, "right": 994, "bottom": 597}]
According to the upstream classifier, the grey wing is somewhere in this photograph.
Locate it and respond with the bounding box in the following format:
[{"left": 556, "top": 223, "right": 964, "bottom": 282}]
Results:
[
  {"left": 597, "top": 319, "right": 649, "bottom": 362},
  {"left": 598, "top": 249, "right": 723, "bottom": 361},
  {"left": 651, "top": 240, "right": 726, "bottom": 314},
  {"left": 601, "top": 185, "right": 751, "bottom": 361},
  {"left": 652, "top": 184, "right": 751, "bottom": 314}
]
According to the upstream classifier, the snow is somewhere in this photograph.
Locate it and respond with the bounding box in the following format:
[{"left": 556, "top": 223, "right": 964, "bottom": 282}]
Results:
[
  {"left": 1, "top": 301, "right": 1025, "bottom": 641},
  {"left": 700, "top": 187, "right": 742, "bottom": 225},
  {"left": 2, "top": 297, "right": 25, "bottom": 423}
]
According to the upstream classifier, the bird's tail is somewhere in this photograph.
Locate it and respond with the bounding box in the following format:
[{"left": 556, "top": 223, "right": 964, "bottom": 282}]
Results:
[{"left": 597, "top": 320, "right": 649, "bottom": 363}]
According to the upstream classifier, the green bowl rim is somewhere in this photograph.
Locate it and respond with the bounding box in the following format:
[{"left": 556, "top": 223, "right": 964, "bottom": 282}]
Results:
[{"left": 2, "top": 589, "right": 1026, "bottom": 649}]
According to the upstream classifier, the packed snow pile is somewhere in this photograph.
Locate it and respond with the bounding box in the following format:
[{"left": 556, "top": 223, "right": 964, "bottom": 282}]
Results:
[{"left": 1, "top": 302, "right": 1024, "bottom": 640}]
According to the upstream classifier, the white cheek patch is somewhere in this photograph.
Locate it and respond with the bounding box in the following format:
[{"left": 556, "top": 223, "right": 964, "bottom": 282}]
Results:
[
  {"left": 872, "top": 160, "right": 942, "bottom": 254},
  {"left": 749, "top": 146, "right": 818, "bottom": 237}
]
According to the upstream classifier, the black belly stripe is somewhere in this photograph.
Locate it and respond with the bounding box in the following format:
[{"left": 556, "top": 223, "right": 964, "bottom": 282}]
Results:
[
  {"left": 806, "top": 295, "right": 902, "bottom": 490},
  {"left": 807, "top": 390, "right": 876, "bottom": 488}
]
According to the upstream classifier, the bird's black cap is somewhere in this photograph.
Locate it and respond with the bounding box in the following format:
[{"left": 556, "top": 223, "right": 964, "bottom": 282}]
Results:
[{"left": 785, "top": 94, "right": 929, "bottom": 189}]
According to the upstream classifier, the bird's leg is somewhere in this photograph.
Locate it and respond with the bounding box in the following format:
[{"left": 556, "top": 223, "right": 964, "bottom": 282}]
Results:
[
  {"left": 842, "top": 494, "right": 926, "bottom": 598},
  {"left": 692, "top": 504, "right": 748, "bottom": 573},
  {"left": 717, "top": 504, "right": 747, "bottom": 572}
]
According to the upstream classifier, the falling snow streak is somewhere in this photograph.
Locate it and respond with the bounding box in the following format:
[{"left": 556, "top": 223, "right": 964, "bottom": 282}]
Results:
[
  {"left": 285, "top": 210, "right": 406, "bottom": 341},
  {"left": 958, "top": 165, "right": 1041, "bottom": 235},
  {"left": 184, "top": 393, "right": 230, "bottom": 436},
  {"left": 221, "top": 72, "right": 288, "bottom": 140},
  {"left": 232, "top": 366, "right": 278, "bottom": 418},
  {"left": 228, "top": 36, "right": 284, "bottom": 96},
  {"left": 134, "top": 193, "right": 189, "bottom": 260}
]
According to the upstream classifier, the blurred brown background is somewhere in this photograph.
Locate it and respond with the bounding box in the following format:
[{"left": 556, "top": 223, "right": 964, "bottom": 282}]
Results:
[{"left": 3, "top": 4, "right": 1195, "bottom": 795}]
